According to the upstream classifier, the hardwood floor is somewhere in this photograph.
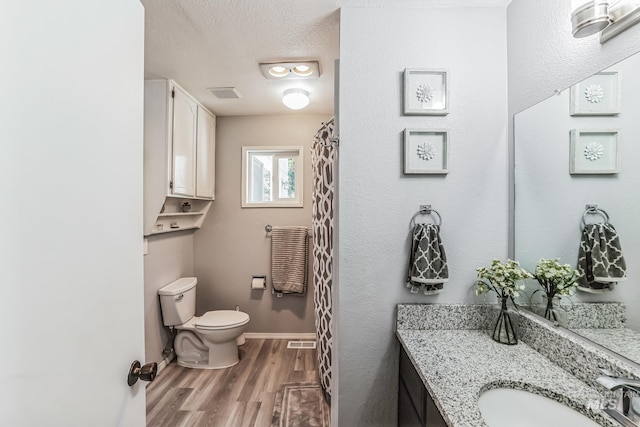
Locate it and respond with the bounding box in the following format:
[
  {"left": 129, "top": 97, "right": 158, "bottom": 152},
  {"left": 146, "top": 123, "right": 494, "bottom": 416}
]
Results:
[{"left": 146, "top": 339, "right": 324, "bottom": 427}]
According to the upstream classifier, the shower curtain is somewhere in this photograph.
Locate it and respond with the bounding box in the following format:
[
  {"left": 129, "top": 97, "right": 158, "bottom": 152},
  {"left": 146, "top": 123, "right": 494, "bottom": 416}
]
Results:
[{"left": 312, "top": 120, "right": 335, "bottom": 399}]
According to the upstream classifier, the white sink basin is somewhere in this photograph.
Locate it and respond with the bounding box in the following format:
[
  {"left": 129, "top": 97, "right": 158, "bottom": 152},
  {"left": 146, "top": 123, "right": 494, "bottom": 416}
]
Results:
[{"left": 478, "top": 388, "right": 601, "bottom": 427}]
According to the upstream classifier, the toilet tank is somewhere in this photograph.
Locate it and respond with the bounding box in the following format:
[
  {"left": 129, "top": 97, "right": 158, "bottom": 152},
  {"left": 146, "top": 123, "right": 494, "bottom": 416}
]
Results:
[{"left": 158, "top": 277, "right": 197, "bottom": 326}]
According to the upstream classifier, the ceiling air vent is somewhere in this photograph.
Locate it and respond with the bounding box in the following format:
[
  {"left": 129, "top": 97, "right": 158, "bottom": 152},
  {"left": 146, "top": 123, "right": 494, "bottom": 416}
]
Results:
[{"left": 208, "top": 87, "right": 242, "bottom": 99}]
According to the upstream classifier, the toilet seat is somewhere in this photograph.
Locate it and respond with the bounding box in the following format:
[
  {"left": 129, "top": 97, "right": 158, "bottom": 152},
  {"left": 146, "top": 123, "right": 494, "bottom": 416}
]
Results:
[{"left": 195, "top": 310, "right": 250, "bottom": 330}]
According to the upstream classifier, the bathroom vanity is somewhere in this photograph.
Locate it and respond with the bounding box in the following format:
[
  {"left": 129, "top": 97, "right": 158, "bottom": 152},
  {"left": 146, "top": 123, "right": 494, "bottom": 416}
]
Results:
[
  {"left": 398, "top": 345, "right": 446, "bottom": 427},
  {"left": 395, "top": 304, "right": 640, "bottom": 427}
]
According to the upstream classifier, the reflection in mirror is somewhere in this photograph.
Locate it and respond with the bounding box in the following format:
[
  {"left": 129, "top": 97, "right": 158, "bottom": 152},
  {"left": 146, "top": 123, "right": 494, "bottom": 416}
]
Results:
[{"left": 514, "top": 51, "right": 640, "bottom": 364}]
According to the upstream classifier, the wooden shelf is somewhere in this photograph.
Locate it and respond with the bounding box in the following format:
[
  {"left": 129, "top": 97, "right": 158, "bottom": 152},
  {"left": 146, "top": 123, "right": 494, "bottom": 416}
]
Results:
[
  {"left": 149, "top": 225, "right": 200, "bottom": 235},
  {"left": 146, "top": 197, "right": 212, "bottom": 236},
  {"left": 158, "top": 211, "right": 204, "bottom": 217}
]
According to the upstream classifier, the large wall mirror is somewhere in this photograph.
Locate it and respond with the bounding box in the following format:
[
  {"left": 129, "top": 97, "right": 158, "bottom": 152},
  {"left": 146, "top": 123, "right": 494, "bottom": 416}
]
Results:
[{"left": 514, "top": 51, "right": 640, "bottom": 364}]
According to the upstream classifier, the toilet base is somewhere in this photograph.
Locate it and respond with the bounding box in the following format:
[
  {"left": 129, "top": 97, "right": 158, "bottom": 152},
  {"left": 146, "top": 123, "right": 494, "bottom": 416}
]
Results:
[
  {"left": 176, "top": 357, "right": 240, "bottom": 370},
  {"left": 174, "top": 330, "right": 242, "bottom": 370}
]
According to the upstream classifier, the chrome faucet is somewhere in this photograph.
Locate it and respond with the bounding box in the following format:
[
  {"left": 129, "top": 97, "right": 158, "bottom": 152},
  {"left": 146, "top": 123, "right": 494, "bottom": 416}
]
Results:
[{"left": 597, "top": 370, "right": 640, "bottom": 427}]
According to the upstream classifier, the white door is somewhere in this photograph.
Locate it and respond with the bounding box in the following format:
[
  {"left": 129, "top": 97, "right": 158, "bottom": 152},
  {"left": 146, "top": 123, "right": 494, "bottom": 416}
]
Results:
[
  {"left": 196, "top": 106, "right": 216, "bottom": 199},
  {"left": 171, "top": 85, "right": 198, "bottom": 197},
  {"left": 0, "top": 1, "right": 147, "bottom": 426}
]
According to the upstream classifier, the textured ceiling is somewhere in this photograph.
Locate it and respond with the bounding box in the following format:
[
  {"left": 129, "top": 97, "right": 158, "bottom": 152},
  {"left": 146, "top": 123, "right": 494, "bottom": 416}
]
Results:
[{"left": 142, "top": 0, "right": 511, "bottom": 116}]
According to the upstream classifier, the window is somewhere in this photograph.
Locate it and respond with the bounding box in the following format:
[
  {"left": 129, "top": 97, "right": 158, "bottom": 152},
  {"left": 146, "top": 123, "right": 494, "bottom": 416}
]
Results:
[{"left": 242, "top": 146, "right": 304, "bottom": 207}]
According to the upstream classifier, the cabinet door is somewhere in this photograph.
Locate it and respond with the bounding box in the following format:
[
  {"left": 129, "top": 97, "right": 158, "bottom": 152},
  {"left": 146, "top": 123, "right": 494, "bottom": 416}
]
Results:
[
  {"left": 425, "top": 392, "right": 447, "bottom": 427},
  {"left": 196, "top": 106, "right": 215, "bottom": 199},
  {"left": 171, "top": 85, "right": 197, "bottom": 197},
  {"left": 399, "top": 379, "right": 423, "bottom": 427}
]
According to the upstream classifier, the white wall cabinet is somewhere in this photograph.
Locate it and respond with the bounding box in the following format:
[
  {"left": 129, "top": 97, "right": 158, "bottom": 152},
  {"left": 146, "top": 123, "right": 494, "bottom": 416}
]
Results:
[
  {"left": 144, "top": 79, "right": 216, "bottom": 236},
  {"left": 196, "top": 106, "right": 216, "bottom": 199},
  {"left": 171, "top": 85, "right": 198, "bottom": 197}
]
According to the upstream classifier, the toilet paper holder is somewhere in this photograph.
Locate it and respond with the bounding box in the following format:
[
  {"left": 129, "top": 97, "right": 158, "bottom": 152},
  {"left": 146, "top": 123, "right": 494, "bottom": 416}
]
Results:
[{"left": 251, "top": 275, "right": 267, "bottom": 290}]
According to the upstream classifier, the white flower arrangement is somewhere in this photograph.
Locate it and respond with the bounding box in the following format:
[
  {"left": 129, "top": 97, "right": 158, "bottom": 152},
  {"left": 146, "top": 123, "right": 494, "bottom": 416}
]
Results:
[
  {"left": 533, "top": 258, "right": 579, "bottom": 299},
  {"left": 475, "top": 259, "right": 533, "bottom": 302}
]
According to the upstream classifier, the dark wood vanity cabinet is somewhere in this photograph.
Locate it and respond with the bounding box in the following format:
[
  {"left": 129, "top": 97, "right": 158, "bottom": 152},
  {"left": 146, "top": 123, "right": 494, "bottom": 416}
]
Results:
[{"left": 398, "top": 346, "right": 447, "bottom": 427}]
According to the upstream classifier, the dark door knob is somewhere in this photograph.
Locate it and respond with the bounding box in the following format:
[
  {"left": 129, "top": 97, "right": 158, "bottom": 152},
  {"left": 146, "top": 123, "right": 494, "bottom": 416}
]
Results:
[{"left": 127, "top": 360, "right": 158, "bottom": 386}]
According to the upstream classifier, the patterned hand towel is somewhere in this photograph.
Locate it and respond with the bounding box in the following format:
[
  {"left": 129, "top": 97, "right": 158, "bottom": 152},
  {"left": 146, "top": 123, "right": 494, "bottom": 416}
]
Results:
[
  {"left": 271, "top": 226, "right": 309, "bottom": 294},
  {"left": 577, "top": 223, "right": 627, "bottom": 292},
  {"left": 406, "top": 223, "right": 449, "bottom": 295}
]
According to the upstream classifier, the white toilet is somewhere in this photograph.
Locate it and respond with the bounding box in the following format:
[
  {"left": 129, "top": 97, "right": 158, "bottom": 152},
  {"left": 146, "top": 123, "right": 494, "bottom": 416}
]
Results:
[{"left": 158, "top": 277, "right": 250, "bottom": 369}]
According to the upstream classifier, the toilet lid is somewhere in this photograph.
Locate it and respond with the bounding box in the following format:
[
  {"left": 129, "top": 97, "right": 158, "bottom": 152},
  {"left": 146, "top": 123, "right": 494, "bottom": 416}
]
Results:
[{"left": 195, "top": 310, "right": 249, "bottom": 329}]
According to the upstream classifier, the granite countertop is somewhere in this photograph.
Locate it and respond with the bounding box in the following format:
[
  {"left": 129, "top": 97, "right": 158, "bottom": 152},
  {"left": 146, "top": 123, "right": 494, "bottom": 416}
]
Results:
[
  {"left": 397, "top": 329, "right": 618, "bottom": 427},
  {"left": 573, "top": 327, "right": 640, "bottom": 364}
]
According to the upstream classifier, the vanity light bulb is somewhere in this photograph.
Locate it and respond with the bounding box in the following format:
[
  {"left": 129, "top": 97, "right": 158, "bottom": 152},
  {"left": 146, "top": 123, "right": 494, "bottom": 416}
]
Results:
[
  {"left": 269, "top": 66, "right": 289, "bottom": 78},
  {"left": 292, "top": 65, "right": 313, "bottom": 76}
]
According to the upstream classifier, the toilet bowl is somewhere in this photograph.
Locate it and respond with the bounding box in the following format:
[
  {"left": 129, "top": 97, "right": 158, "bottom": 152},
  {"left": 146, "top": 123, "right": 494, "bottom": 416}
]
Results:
[
  {"left": 174, "top": 310, "right": 249, "bottom": 369},
  {"left": 158, "top": 277, "right": 250, "bottom": 369}
]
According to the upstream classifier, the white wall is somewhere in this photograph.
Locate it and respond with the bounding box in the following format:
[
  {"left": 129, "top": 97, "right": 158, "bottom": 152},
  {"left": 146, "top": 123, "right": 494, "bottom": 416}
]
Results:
[
  {"left": 194, "top": 115, "right": 330, "bottom": 334},
  {"left": 338, "top": 7, "right": 508, "bottom": 426},
  {"left": 0, "top": 1, "right": 146, "bottom": 425}
]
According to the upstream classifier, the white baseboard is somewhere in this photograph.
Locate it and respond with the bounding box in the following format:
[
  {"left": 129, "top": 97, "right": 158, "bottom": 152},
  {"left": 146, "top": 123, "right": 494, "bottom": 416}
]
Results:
[{"left": 242, "top": 332, "right": 316, "bottom": 340}]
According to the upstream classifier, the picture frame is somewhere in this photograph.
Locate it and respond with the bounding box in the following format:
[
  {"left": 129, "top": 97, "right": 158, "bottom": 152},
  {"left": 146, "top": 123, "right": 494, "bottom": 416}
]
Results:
[
  {"left": 570, "top": 71, "right": 621, "bottom": 116},
  {"left": 569, "top": 129, "right": 620, "bottom": 175},
  {"left": 403, "top": 129, "right": 449, "bottom": 175},
  {"left": 403, "top": 69, "right": 449, "bottom": 115}
]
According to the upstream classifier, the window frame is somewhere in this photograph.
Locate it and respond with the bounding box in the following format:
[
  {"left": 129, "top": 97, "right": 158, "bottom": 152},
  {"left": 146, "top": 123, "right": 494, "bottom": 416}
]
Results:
[{"left": 241, "top": 146, "right": 304, "bottom": 208}]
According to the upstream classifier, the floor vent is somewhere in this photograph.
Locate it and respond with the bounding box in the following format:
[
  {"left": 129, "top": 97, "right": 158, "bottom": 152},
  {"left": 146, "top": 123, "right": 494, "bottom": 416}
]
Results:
[{"left": 287, "top": 341, "right": 316, "bottom": 349}]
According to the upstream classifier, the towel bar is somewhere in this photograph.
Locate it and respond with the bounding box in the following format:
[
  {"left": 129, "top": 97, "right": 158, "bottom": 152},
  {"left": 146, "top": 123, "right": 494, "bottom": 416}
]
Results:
[
  {"left": 410, "top": 204, "right": 442, "bottom": 227},
  {"left": 581, "top": 204, "right": 609, "bottom": 229},
  {"left": 265, "top": 225, "right": 312, "bottom": 236}
]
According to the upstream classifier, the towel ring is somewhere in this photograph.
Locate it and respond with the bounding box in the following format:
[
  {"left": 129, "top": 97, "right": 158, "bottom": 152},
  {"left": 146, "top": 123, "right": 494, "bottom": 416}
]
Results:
[
  {"left": 410, "top": 205, "right": 442, "bottom": 228},
  {"left": 581, "top": 205, "right": 609, "bottom": 229}
]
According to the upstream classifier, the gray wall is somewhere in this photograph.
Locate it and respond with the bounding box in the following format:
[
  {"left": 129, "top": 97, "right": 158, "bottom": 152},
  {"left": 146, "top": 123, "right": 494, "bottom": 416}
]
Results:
[
  {"left": 337, "top": 7, "right": 508, "bottom": 426},
  {"left": 144, "top": 232, "right": 195, "bottom": 366},
  {"left": 193, "top": 114, "right": 330, "bottom": 334}
]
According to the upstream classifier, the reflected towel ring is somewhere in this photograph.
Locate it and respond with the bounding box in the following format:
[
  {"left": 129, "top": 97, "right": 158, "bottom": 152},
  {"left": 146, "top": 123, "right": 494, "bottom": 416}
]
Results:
[
  {"left": 581, "top": 205, "right": 609, "bottom": 229},
  {"left": 410, "top": 205, "right": 442, "bottom": 228}
]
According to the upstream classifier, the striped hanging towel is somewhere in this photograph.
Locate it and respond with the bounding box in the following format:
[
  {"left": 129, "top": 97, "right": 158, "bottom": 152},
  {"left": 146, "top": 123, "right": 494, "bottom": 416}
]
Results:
[{"left": 271, "top": 226, "right": 309, "bottom": 294}]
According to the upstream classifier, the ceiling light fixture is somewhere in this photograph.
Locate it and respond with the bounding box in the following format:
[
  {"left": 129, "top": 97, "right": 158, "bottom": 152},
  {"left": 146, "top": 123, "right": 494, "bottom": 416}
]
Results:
[
  {"left": 259, "top": 61, "right": 320, "bottom": 80},
  {"left": 571, "top": 0, "right": 640, "bottom": 42},
  {"left": 282, "top": 89, "right": 309, "bottom": 110}
]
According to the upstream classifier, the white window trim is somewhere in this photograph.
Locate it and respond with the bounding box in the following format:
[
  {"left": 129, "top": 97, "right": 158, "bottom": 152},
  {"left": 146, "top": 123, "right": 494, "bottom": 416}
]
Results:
[{"left": 241, "top": 146, "right": 304, "bottom": 208}]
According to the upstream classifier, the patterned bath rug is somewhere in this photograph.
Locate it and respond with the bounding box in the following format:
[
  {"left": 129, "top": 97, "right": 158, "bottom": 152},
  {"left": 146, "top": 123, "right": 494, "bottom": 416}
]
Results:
[{"left": 271, "top": 383, "right": 330, "bottom": 427}]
